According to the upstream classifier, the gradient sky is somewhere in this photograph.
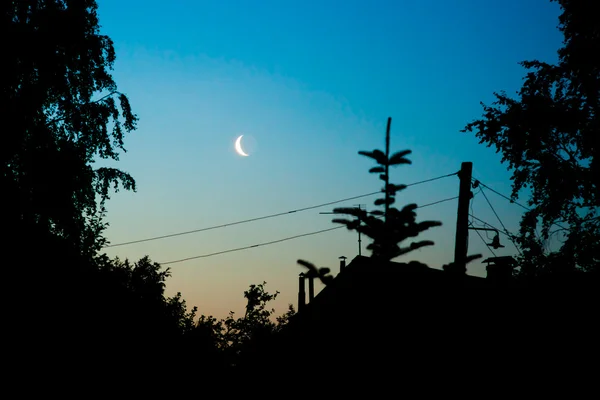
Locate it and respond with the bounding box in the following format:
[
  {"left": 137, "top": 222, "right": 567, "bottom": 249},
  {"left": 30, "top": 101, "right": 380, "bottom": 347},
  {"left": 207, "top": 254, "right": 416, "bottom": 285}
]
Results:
[{"left": 96, "top": 0, "right": 563, "bottom": 319}]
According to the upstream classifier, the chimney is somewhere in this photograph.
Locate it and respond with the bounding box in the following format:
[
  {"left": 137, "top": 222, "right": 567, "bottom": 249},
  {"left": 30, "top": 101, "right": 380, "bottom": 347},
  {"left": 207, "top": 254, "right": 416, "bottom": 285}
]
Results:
[
  {"left": 308, "top": 274, "right": 315, "bottom": 302},
  {"left": 484, "top": 256, "right": 516, "bottom": 284},
  {"left": 339, "top": 256, "right": 347, "bottom": 272},
  {"left": 298, "top": 273, "right": 306, "bottom": 311}
]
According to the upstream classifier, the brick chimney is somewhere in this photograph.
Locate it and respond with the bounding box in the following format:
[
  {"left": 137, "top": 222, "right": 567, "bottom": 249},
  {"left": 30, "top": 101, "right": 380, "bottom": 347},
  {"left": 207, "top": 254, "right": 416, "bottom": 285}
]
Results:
[
  {"left": 308, "top": 273, "right": 315, "bottom": 302},
  {"left": 298, "top": 273, "right": 306, "bottom": 311},
  {"left": 483, "top": 256, "right": 516, "bottom": 284},
  {"left": 339, "top": 256, "right": 347, "bottom": 272}
]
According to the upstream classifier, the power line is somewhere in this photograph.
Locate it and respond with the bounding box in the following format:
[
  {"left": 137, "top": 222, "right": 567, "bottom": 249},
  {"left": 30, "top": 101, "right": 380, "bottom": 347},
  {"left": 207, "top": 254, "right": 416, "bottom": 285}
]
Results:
[
  {"left": 472, "top": 177, "right": 570, "bottom": 231},
  {"left": 479, "top": 187, "right": 509, "bottom": 233},
  {"left": 471, "top": 189, "right": 496, "bottom": 241},
  {"left": 408, "top": 172, "right": 458, "bottom": 187},
  {"left": 469, "top": 187, "right": 483, "bottom": 227},
  {"left": 479, "top": 187, "right": 522, "bottom": 255},
  {"left": 105, "top": 192, "right": 378, "bottom": 248},
  {"left": 469, "top": 222, "right": 497, "bottom": 257},
  {"left": 326, "top": 195, "right": 459, "bottom": 225},
  {"left": 473, "top": 179, "right": 548, "bottom": 250},
  {"left": 468, "top": 214, "right": 518, "bottom": 242},
  {"left": 160, "top": 226, "right": 344, "bottom": 265},
  {"left": 105, "top": 171, "right": 458, "bottom": 248},
  {"left": 417, "top": 196, "right": 458, "bottom": 209},
  {"left": 471, "top": 177, "right": 530, "bottom": 211},
  {"left": 161, "top": 193, "right": 461, "bottom": 265}
]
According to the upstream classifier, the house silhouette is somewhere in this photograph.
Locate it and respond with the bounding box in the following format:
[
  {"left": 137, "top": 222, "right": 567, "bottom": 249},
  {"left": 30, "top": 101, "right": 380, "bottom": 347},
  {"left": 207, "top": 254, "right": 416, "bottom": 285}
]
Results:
[{"left": 247, "top": 255, "right": 597, "bottom": 389}]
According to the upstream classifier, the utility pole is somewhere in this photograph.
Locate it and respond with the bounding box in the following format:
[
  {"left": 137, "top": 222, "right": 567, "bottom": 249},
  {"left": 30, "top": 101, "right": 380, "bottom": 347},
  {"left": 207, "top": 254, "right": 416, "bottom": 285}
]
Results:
[{"left": 452, "top": 161, "right": 473, "bottom": 274}]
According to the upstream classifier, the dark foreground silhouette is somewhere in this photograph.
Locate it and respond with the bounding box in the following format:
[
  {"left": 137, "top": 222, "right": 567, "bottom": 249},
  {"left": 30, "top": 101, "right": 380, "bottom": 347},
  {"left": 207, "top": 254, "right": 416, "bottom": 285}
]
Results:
[{"left": 262, "top": 255, "right": 599, "bottom": 389}]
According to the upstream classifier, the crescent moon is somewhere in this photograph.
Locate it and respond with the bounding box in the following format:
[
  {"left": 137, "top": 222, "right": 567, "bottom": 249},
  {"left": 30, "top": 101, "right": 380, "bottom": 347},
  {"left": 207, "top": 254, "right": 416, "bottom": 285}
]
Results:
[{"left": 235, "top": 135, "right": 249, "bottom": 156}]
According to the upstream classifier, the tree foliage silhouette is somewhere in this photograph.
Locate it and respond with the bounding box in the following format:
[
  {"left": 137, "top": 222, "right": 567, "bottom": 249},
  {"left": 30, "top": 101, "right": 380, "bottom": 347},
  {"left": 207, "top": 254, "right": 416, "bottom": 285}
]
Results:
[
  {"left": 332, "top": 145, "right": 441, "bottom": 261},
  {"left": 195, "top": 282, "right": 295, "bottom": 368},
  {"left": 462, "top": 0, "right": 599, "bottom": 276},
  {"left": 0, "top": 2, "right": 210, "bottom": 379},
  {"left": 3, "top": 0, "right": 137, "bottom": 260},
  {"left": 297, "top": 118, "right": 455, "bottom": 281},
  {"left": 297, "top": 260, "right": 335, "bottom": 285},
  {"left": 95, "top": 256, "right": 198, "bottom": 338}
]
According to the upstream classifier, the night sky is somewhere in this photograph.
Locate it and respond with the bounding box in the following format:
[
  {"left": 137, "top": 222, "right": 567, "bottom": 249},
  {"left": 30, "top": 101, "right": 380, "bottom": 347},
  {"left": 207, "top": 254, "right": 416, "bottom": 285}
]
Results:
[{"left": 97, "top": 0, "right": 563, "bottom": 318}]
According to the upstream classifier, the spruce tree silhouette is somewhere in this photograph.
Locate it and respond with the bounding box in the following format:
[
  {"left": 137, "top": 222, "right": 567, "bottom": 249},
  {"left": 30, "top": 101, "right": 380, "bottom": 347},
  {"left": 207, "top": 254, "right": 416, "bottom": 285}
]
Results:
[
  {"left": 296, "top": 260, "right": 335, "bottom": 285},
  {"left": 298, "top": 118, "right": 443, "bottom": 280},
  {"left": 298, "top": 117, "right": 482, "bottom": 282}
]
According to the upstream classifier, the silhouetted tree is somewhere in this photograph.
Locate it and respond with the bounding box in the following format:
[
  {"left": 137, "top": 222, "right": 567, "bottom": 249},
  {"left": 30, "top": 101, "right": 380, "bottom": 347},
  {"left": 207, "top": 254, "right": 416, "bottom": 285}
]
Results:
[
  {"left": 3, "top": 2, "right": 146, "bottom": 378},
  {"left": 195, "top": 282, "right": 295, "bottom": 368},
  {"left": 3, "top": 0, "right": 137, "bottom": 261},
  {"left": 95, "top": 256, "right": 198, "bottom": 338},
  {"left": 1, "top": 4, "right": 236, "bottom": 384},
  {"left": 298, "top": 118, "right": 482, "bottom": 281},
  {"left": 11, "top": 253, "right": 209, "bottom": 382},
  {"left": 331, "top": 143, "right": 441, "bottom": 262},
  {"left": 298, "top": 118, "right": 457, "bottom": 280},
  {"left": 462, "top": 0, "right": 599, "bottom": 277}
]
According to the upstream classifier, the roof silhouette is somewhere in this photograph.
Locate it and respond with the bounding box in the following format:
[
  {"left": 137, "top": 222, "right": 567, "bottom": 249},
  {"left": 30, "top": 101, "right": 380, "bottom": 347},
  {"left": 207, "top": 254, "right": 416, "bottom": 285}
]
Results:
[{"left": 249, "top": 255, "right": 597, "bottom": 384}]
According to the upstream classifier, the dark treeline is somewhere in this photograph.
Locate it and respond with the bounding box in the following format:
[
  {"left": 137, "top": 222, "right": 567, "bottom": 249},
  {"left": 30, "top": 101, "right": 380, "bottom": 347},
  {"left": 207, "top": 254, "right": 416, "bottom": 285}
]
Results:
[{"left": 2, "top": 1, "right": 294, "bottom": 382}]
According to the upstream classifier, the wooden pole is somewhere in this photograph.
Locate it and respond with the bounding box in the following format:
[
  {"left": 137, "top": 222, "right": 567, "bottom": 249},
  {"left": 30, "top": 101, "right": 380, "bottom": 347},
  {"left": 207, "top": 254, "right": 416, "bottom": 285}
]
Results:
[{"left": 453, "top": 162, "right": 473, "bottom": 274}]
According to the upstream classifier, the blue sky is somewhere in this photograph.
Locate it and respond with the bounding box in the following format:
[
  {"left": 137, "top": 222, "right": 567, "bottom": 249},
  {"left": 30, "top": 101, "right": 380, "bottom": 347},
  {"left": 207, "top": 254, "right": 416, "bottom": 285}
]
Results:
[{"left": 96, "top": 0, "right": 563, "bottom": 318}]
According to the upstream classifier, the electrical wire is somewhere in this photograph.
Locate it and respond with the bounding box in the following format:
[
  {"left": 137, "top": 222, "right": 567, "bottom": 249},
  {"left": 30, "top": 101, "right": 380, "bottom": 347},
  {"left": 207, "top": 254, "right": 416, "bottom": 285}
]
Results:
[
  {"left": 479, "top": 187, "right": 510, "bottom": 233},
  {"left": 104, "top": 171, "right": 458, "bottom": 248},
  {"left": 470, "top": 214, "right": 494, "bottom": 240},
  {"left": 469, "top": 222, "right": 497, "bottom": 257},
  {"left": 474, "top": 177, "right": 549, "bottom": 249},
  {"left": 479, "top": 186, "right": 522, "bottom": 255},
  {"left": 417, "top": 196, "right": 458, "bottom": 209},
  {"left": 105, "top": 192, "right": 378, "bottom": 248},
  {"left": 160, "top": 226, "right": 345, "bottom": 265},
  {"left": 468, "top": 214, "right": 518, "bottom": 241},
  {"left": 471, "top": 176, "right": 600, "bottom": 252},
  {"left": 469, "top": 188, "right": 481, "bottom": 226},
  {"left": 336, "top": 196, "right": 458, "bottom": 216},
  {"left": 472, "top": 177, "right": 570, "bottom": 231},
  {"left": 470, "top": 189, "right": 495, "bottom": 240},
  {"left": 471, "top": 177, "right": 530, "bottom": 211},
  {"left": 161, "top": 193, "right": 461, "bottom": 265},
  {"left": 407, "top": 172, "right": 458, "bottom": 187}
]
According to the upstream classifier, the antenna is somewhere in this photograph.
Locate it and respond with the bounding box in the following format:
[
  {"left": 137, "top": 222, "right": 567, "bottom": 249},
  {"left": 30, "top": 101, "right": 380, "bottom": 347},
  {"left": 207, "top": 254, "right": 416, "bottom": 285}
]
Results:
[
  {"left": 319, "top": 204, "right": 366, "bottom": 257},
  {"left": 353, "top": 204, "right": 366, "bottom": 256}
]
